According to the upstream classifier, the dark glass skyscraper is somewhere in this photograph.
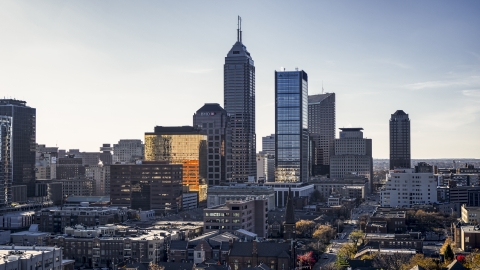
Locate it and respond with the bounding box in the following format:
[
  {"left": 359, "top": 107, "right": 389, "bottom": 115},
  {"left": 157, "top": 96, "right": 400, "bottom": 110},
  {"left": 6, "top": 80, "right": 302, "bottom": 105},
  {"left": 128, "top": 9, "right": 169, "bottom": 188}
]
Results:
[
  {"left": 0, "top": 99, "right": 36, "bottom": 197},
  {"left": 390, "top": 110, "right": 411, "bottom": 169},
  {"left": 0, "top": 116, "right": 13, "bottom": 205},
  {"left": 275, "top": 70, "right": 309, "bottom": 183},
  {"left": 224, "top": 18, "right": 256, "bottom": 182}
]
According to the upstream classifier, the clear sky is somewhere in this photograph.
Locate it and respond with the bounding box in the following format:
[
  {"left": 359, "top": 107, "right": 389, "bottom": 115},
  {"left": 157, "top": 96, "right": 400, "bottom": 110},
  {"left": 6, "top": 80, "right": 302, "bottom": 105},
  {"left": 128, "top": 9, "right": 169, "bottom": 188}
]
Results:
[{"left": 1, "top": 1, "right": 479, "bottom": 158}]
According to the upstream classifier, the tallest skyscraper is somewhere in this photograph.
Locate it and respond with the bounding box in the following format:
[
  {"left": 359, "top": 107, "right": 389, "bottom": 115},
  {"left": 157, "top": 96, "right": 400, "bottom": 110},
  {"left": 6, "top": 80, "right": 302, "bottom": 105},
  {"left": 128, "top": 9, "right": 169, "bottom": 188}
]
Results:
[{"left": 224, "top": 17, "right": 256, "bottom": 182}]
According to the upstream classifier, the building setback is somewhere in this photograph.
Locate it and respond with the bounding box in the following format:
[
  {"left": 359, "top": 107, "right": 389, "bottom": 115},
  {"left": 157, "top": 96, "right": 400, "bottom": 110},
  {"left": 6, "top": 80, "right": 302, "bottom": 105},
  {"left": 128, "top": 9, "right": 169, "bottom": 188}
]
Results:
[
  {"left": 224, "top": 18, "right": 256, "bottom": 183},
  {"left": 0, "top": 99, "right": 36, "bottom": 197},
  {"left": 110, "top": 161, "right": 183, "bottom": 214},
  {"left": 193, "top": 103, "right": 231, "bottom": 186},
  {"left": 390, "top": 110, "right": 411, "bottom": 170},
  {"left": 275, "top": 70, "right": 309, "bottom": 183}
]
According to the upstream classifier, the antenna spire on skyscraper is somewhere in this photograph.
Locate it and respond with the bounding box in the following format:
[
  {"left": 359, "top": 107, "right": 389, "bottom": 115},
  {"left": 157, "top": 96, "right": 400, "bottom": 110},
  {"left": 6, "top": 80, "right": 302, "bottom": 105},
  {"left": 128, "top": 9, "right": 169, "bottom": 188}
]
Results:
[{"left": 237, "top": 16, "right": 242, "bottom": 43}]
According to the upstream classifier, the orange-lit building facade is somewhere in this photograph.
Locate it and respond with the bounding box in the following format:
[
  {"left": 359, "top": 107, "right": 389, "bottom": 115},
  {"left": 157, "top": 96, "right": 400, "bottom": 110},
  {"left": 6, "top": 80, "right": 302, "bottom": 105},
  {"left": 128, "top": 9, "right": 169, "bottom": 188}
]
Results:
[{"left": 144, "top": 126, "right": 207, "bottom": 204}]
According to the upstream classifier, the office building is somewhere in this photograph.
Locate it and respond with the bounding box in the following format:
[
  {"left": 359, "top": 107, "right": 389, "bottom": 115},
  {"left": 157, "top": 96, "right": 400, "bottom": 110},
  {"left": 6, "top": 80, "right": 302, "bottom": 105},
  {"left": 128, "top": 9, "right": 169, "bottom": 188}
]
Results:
[
  {"left": 308, "top": 93, "right": 335, "bottom": 175},
  {"left": 110, "top": 161, "right": 183, "bottom": 214},
  {"left": 390, "top": 110, "right": 411, "bottom": 169},
  {"left": 0, "top": 116, "right": 12, "bottom": 206},
  {"left": 256, "top": 152, "right": 275, "bottom": 183},
  {"left": 193, "top": 103, "right": 231, "bottom": 186},
  {"left": 224, "top": 18, "right": 256, "bottom": 183},
  {"left": 262, "top": 134, "right": 275, "bottom": 156},
  {"left": 85, "top": 163, "right": 108, "bottom": 196},
  {"left": 274, "top": 69, "right": 309, "bottom": 183},
  {"left": 380, "top": 168, "right": 437, "bottom": 207},
  {"left": 35, "top": 144, "right": 58, "bottom": 180},
  {"left": 56, "top": 156, "right": 85, "bottom": 179},
  {"left": 330, "top": 128, "right": 373, "bottom": 192},
  {"left": 99, "top": 143, "right": 113, "bottom": 165},
  {"left": 207, "top": 184, "right": 275, "bottom": 210},
  {"left": 204, "top": 198, "right": 268, "bottom": 237},
  {"left": 144, "top": 126, "right": 207, "bottom": 203},
  {"left": 113, "top": 139, "right": 144, "bottom": 164},
  {"left": 53, "top": 178, "right": 94, "bottom": 197},
  {"left": 0, "top": 99, "right": 36, "bottom": 197}
]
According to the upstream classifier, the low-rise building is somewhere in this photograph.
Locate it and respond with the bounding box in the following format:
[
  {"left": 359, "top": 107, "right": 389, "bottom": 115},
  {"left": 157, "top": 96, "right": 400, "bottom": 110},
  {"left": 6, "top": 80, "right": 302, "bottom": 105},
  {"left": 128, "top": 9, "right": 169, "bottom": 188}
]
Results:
[
  {"left": 263, "top": 182, "right": 314, "bottom": 208},
  {"left": 461, "top": 204, "right": 480, "bottom": 224},
  {"left": 364, "top": 233, "right": 423, "bottom": 252},
  {"left": 0, "top": 246, "right": 63, "bottom": 270},
  {"left": 227, "top": 242, "right": 294, "bottom": 270},
  {"left": 11, "top": 230, "right": 49, "bottom": 246},
  {"left": 204, "top": 199, "right": 268, "bottom": 238},
  {"left": 460, "top": 225, "right": 480, "bottom": 251},
  {"left": 207, "top": 184, "right": 275, "bottom": 210},
  {"left": 370, "top": 208, "right": 407, "bottom": 233}
]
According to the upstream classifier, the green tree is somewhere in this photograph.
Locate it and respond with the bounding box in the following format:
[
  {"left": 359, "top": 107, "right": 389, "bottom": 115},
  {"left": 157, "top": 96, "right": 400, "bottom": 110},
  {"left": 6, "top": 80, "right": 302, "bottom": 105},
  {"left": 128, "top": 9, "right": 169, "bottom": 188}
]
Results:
[
  {"left": 464, "top": 249, "right": 480, "bottom": 270},
  {"left": 336, "top": 243, "right": 357, "bottom": 267},
  {"left": 349, "top": 230, "right": 365, "bottom": 246},
  {"left": 444, "top": 244, "right": 454, "bottom": 263}
]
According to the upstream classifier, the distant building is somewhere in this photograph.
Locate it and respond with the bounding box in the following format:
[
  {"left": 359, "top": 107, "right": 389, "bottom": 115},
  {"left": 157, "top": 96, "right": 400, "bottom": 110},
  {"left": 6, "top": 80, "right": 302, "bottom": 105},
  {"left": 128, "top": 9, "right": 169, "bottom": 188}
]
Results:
[
  {"left": 0, "top": 246, "right": 63, "bottom": 270},
  {"left": 193, "top": 103, "right": 231, "bottom": 186},
  {"left": 275, "top": 70, "right": 309, "bottom": 183},
  {"left": 256, "top": 153, "right": 275, "bottom": 183},
  {"left": 330, "top": 128, "right": 373, "bottom": 192},
  {"left": 35, "top": 144, "right": 58, "bottom": 180},
  {"left": 56, "top": 156, "right": 85, "bottom": 179},
  {"left": 0, "top": 116, "right": 13, "bottom": 206},
  {"left": 53, "top": 178, "right": 93, "bottom": 197},
  {"left": 461, "top": 204, "right": 480, "bottom": 223},
  {"left": 262, "top": 134, "right": 275, "bottom": 156},
  {"left": 110, "top": 161, "right": 183, "bottom": 214},
  {"left": 11, "top": 185, "right": 27, "bottom": 204},
  {"left": 113, "top": 140, "right": 144, "bottom": 163},
  {"left": 264, "top": 182, "right": 314, "bottom": 208},
  {"left": 380, "top": 168, "right": 437, "bottom": 207},
  {"left": 308, "top": 93, "right": 335, "bottom": 175},
  {"left": 85, "top": 163, "right": 109, "bottom": 196},
  {"left": 0, "top": 99, "right": 36, "bottom": 197},
  {"left": 204, "top": 198, "right": 268, "bottom": 237},
  {"left": 310, "top": 175, "right": 369, "bottom": 200},
  {"left": 390, "top": 110, "right": 411, "bottom": 170},
  {"left": 99, "top": 143, "right": 113, "bottom": 165},
  {"left": 227, "top": 242, "right": 295, "bottom": 270}
]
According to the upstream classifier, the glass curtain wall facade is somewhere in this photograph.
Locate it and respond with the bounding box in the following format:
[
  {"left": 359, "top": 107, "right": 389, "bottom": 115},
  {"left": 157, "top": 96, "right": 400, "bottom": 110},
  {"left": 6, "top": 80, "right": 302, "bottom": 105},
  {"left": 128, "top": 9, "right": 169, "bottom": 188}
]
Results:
[
  {"left": 0, "top": 116, "right": 13, "bottom": 206},
  {"left": 0, "top": 99, "right": 36, "bottom": 197},
  {"left": 144, "top": 126, "right": 207, "bottom": 195},
  {"left": 390, "top": 110, "right": 411, "bottom": 169},
  {"left": 275, "top": 70, "right": 309, "bottom": 183},
  {"left": 224, "top": 23, "right": 256, "bottom": 183}
]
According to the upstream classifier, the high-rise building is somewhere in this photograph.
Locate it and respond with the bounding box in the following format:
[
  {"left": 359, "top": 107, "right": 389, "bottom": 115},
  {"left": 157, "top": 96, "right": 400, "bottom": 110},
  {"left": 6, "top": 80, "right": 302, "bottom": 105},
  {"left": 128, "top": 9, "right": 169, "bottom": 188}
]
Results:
[
  {"left": 113, "top": 140, "right": 144, "bottom": 164},
  {"left": 193, "top": 103, "right": 231, "bottom": 186},
  {"left": 274, "top": 70, "right": 309, "bottom": 183},
  {"left": 308, "top": 93, "right": 335, "bottom": 175},
  {"left": 99, "top": 144, "right": 113, "bottom": 165},
  {"left": 0, "top": 99, "right": 36, "bottom": 196},
  {"left": 0, "top": 116, "right": 13, "bottom": 206},
  {"left": 224, "top": 17, "right": 256, "bottom": 182},
  {"left": 330, "top": 128, "right": 373, "bottom": 192},
  {"left": 390, "top": 110, "right": 411, "bottom": 170},
  {"left": 144, "top": 126, "right": 207, "bottom": 203},
  {"left": 110, "top": 161, "right": 183, "bottom": 214},
  {"left": 262, "top": 134, "right": 276, "bottom": 156}
]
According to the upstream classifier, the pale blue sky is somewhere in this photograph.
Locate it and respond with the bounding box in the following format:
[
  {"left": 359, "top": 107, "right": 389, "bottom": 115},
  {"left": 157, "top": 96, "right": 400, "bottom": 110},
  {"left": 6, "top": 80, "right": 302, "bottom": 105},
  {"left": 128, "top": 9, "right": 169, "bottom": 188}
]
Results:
[{"left": 1, "top": 1, "right": 479, "bottom": 158}]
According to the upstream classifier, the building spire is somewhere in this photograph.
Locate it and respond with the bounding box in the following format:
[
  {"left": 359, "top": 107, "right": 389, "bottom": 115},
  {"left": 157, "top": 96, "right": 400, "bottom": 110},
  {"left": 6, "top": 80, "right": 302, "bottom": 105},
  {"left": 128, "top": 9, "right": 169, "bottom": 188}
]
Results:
[{"left": 237, "top": 16, "right": 242, "bottom": 43}]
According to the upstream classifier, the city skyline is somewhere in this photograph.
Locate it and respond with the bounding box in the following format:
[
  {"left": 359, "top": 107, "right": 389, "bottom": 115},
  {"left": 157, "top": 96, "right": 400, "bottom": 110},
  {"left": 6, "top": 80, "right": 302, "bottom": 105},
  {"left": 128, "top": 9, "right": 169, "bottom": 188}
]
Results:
[{"left": 1, "top": 1, "right": 479, "bottom": 158}]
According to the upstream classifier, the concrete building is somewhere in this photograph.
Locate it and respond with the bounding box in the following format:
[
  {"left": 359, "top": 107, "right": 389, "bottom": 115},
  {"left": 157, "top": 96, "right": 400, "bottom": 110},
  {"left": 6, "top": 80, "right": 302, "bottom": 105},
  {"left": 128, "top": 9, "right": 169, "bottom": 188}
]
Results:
[
  {"left": 311, "top": 175, "right": 368, "bottom": 200},
  {"left": 53, "top": 178, "right": 93, "bottom": 197},
  {"left": 308, "top": 93, "right": 335, "bottom": 176},
  {"left": 182, "top": 193, "right": 198, "bottom": 211},
  {"left": 0, "top": 245, "right": 63, "bottom": 270},
  {"left": 380, "top": 168, "right": 437, "bottom": 207},
  {"left": 206, "top": 184, "right": 275, "bottom": 210},
  {"left": 459, "top": 225, "right": 480, "bottom": 251},
  {"left": 110, "top": 161, "right": 183, "bottom": 214},
  {"left": 227, "top": 242, "right": 295, "bottom": 270},
  {"left": 204, "top": 198, "right": 268, "bottom": 237},
  {"left": 56, "top": 156, "right": 85, "bottom": 180},
  {"left": 369, "top": 208, "right": 407, "bottom": 233},
  {"left": 0, "top": 99, "right": 36, "bottom": 197},
  {"left": 11, "top": 230, "right": 50, "bottom": 246},
  {"left": 0, "top": 211, "right": 35, "bottom": 230},
  {"left": 113, "top": 140, "right": 144, "bottom": 164},
  {"left": 461, "top": 204, "right": 480, "bottom": 224},
  {"left": 0, "top": 116, "right": 12, "bottom": 206},
  {"left": 275, "top": 69, "right": 309, "bottom": 183},
  {"left": 330, "top": 128, "right": 373, "bottom": 192},
  {"left": 262, "top": 134, "right": 275, "bottom": 156},
  {"left": 193, "top": 103, "right": 231, "bottom": 186},
  {"left": 35, "top": 144, "right": 58, "bottom": 180},
  {"left": 85, "top": 163, "right": 108, "bottom": 196},
  {"left": 389, "top": 110, "right": 411, "bottom": 170},
  {"left": 264, "top": 182, "right": 314, "bottom": 208},
  {"left": 224, "top": 19, "right": 256, "bottom": 183},
  {"left": 256, "top": 152, "right": 275, "bottom": 183}
]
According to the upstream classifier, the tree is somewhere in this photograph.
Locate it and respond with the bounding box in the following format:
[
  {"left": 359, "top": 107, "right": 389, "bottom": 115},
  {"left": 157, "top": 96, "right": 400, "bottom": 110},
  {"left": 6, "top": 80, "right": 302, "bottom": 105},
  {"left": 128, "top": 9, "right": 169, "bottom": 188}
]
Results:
[
  {"left": 297, "top": 251, "right": 316, "bottom": 269},
  {"left": 444, "top": 244, "right": 455, "bottom": 263},
  {"left": 349, "top": 230, "right": 365, "bottom": 246},
  {"left": 296, "top": 220, "right": 316, "bottom": 237},
  {"left": 439, "top": 237, "right": 454, "bottom": 254},
  {"left": 313, "top": 225, "right": 336, "bottom": 244},
  {"left": 336, "top": 243, "right": 357, "bottom": 267},
  {"left": 310, "top": 189, "right": 323, "bottom": 203},
  {"left": 372, "top": 253, "right": 412, "bottom": 270},
  {"left": 401, "top": 254, "right": 439, "bottom": 270},
  {"left": 358, "top": 214, "right": 369, "bottom": 231},
  {"left": 464, "top": 249, "right": 480, "bottom": 270}
]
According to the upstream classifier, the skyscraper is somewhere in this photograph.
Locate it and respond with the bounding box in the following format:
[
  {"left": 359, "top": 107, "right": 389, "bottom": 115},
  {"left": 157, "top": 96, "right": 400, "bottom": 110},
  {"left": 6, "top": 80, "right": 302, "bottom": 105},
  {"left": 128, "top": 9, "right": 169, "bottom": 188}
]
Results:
[
  {"left": 390, "top": 110, "right": 411, "bottom": 170},
  {"left": 224, "top": 17, "right": 256, "bottom": 182},
  {"left": 308, "top": 93, "right": 335, "bottom": 175},
  {"left": 193, "top": 103, "right": 231, "bottom": 186},
  {"left": 330, "top": 128, "right": 373, "bottom": 192},
  {"left": 0, "top": 99, "right": 36, "bottom": 197},
  {"left": 0, "top": 116, "right": 13, "bottom": 206},
  {"left": 275, "top": 70, "right": 309, "bottom": 183},
  {"left": 262, "top": 134, "right": 276, "bottom": 156}
]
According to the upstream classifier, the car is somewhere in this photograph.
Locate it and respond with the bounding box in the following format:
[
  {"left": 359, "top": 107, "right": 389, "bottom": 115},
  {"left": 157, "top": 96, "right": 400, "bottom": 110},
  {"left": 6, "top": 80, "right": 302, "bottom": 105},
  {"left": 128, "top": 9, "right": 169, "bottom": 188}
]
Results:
[
  {"left": 323, "top": 256, "right": 329, "bottom": 259},
  {"left": 329, "top": 249, "right": 334, "bottom": 253}
]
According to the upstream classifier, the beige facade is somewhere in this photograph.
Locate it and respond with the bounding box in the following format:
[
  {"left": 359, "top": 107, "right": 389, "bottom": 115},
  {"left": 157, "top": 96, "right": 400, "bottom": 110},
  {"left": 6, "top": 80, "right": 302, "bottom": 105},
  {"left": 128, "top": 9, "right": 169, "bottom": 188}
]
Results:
[{"left": 461, "top": 204, "right": 480, "bottom": 224}]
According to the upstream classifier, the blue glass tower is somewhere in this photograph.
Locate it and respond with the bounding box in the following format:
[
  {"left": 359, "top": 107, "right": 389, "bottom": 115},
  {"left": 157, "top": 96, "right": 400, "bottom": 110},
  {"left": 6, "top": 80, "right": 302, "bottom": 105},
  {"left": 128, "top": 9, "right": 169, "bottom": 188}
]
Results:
[{"left": 275, "top": 70, "right": 309, "bottom": 182}]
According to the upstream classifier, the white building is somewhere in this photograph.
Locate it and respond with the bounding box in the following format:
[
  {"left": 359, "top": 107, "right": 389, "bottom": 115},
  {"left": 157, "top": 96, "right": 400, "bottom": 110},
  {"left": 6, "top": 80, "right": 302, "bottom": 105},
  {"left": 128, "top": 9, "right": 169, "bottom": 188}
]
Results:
[
  {"left": 0, "top": 246, "right": 63, "bottom": 270},
  {"left": 113, "top": 140, "right": 144, "bottom": 164},
  {"left": 380, "top": 168, "right": 437, "bottom": 207},
  {"left": 263, "top": 182, "right": 314, "bottom": 208},
  {"left": 207, "top": 184, "right": 276, "bottom": 210}
]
